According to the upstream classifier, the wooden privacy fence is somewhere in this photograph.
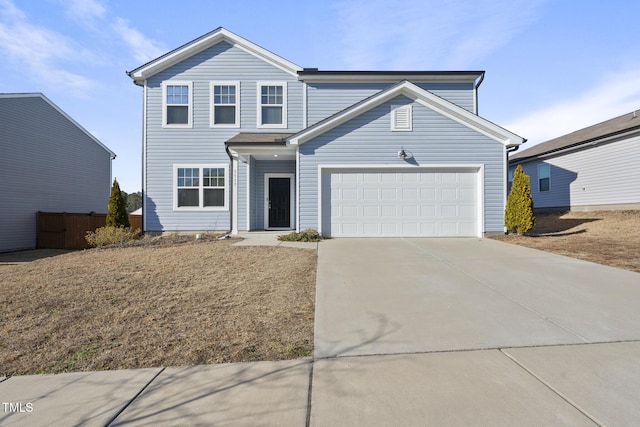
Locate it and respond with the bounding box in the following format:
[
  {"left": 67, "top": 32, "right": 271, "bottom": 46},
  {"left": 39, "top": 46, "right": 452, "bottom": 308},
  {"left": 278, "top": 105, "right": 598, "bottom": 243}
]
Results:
[{"left": 37, "top": 211, "right": 143, "bottom": 250}]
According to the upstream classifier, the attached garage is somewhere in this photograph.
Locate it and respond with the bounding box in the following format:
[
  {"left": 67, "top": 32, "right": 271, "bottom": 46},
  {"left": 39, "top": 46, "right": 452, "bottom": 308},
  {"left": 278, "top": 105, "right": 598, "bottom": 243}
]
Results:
[{"left": 321, "top": 167, "right": 481, "bottom": 237}]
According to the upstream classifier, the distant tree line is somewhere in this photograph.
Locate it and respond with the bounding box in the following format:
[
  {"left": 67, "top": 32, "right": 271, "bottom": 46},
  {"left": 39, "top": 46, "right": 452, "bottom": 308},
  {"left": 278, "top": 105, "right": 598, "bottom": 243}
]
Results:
[{"left": 120, "top": 190, "right": 143, "bottom": 213}]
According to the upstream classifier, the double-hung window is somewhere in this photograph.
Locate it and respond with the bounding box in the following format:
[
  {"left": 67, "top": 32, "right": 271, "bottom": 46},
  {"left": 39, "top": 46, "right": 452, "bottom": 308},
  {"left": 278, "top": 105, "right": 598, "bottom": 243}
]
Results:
[
  {"left": 211, "top": 81, "right": 239, "bottom": 127},
  {"left": 258, "top": 81, "right": 287, "bottom": 128},
  {"left": 538, "top": 163, "right": 550, "bottom": 192},
  {"left": 163, "top": 81, "right": 192, "bottom": 127},
  {"left": 175, "top": 165, "right": 227, "bottom": 209}
]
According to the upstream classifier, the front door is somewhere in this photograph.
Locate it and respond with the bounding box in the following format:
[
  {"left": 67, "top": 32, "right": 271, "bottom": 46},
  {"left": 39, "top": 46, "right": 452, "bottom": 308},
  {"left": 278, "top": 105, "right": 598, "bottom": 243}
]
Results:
[{"left": 268, "top": 177, "right": 291, "bottom": 228}]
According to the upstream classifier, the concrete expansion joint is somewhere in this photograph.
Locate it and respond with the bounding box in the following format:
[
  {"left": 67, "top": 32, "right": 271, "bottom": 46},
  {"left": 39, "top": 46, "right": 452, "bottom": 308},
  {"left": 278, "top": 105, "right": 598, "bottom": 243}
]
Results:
[
  {"left": 105, "top": 367, "right": 166, "bottom": 426},
  {"left": 305, "top": 360, "right": 315, "bottom": 427},
  {"left": 499, "top": 350, "right": 604, "bottom": 427}
]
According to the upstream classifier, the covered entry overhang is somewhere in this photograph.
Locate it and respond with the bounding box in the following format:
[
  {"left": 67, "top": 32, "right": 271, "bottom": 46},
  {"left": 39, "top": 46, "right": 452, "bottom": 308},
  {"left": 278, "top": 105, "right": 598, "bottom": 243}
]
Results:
[
  {"left": 226, "top": 133, "right": 296, "bottom": 162},
  {"left": 226, "top": 133, "right": 297, "bottom": 234}
]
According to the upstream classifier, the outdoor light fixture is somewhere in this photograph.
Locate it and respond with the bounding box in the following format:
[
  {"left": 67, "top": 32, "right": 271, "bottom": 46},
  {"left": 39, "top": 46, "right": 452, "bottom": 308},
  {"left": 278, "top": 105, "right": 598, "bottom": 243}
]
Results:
[{"left": 397, "top": 148, "right": 407, "bottom": 160}]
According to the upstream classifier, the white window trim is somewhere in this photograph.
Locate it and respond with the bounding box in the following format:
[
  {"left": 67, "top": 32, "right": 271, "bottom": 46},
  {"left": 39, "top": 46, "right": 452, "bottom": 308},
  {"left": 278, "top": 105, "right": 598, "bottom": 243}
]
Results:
[
  {"left": 257, "top": 81, "right": 287, "bottom": 128},
  {"left": 391, "top": 105, "right": 412, "bottom": 131},
  {"left": 162, "top": 81, "right": 193, "bottom": 128},
  {"left": 538, "top": 163, "right": 551, "bottom": 192},
  {"left": 210, "top": 81, "right": 240, "bottom": 128},
  {"left": 173, "top": 164, "right": 229, "bottom": 211}
]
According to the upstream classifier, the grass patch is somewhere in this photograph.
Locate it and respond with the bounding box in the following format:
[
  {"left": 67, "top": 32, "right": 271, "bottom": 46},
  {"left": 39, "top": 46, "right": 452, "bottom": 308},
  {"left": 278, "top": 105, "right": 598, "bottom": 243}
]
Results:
[
  {"left": 490, "top": 210, "right": 640, "bottom": 273},
  {"left": 0, "top": 238, "right": 316, "bottom": 375}
]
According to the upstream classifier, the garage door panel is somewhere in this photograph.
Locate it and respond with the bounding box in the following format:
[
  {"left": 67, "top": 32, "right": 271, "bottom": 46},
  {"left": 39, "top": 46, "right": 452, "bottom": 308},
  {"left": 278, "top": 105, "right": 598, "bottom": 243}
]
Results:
[
  {"left": 381, "top": 205, "right": 397, "bottom": 217},
  {"left": 325, "top": 168, "right": 479, "bottom": 237},
  {"left": 381, "top": 188, "right": 397, "bottom": 201}
]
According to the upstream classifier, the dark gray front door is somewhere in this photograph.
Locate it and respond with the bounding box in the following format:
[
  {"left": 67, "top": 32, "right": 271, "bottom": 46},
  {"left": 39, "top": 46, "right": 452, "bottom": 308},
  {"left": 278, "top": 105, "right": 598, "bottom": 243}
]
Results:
[{"left": 268, "top": 177, "right": 290, "bottom": 228}]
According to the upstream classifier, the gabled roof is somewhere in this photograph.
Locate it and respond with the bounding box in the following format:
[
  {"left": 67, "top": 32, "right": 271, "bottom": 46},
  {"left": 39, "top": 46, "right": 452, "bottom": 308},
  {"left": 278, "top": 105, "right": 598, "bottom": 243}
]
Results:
[
  {"left": 287, "top": 81, "right": 525, "bottom": 147},
  {"left": 510, "top": 110, "right": 640, "bottom": 163},
  {"left": 0, "top": 93, "right": 116, "bottom": 158},
  {"left": 126, "top": 27, "right": 302, "bottom": 84}
]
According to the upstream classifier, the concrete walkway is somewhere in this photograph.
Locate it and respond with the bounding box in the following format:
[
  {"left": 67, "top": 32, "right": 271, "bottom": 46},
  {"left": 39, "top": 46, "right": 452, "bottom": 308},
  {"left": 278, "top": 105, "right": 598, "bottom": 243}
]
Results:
[
  {"left": 2, "top": 238, "right": 640, "bottom": 426},
  {"left": 233, "top": 231, "right": 318, "bottom": 249}
]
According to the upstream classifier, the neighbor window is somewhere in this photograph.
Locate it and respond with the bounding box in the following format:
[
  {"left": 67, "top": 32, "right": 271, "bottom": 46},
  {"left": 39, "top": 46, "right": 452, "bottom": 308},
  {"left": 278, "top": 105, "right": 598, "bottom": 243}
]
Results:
[
  {"left": 211, "top": 82, "right": 239, "bottom": 127},
  {"left": 258, "top": 81, "right": 286, "bottom": 127},
  {"left": 163, "top": 81, "right": 192, "bottom": 127},
  {"left": 538, "top": 163, "right": 550, "bottom": 192},
  {"left": 175, "top": 165, "right": 227, "bottom": 209}
]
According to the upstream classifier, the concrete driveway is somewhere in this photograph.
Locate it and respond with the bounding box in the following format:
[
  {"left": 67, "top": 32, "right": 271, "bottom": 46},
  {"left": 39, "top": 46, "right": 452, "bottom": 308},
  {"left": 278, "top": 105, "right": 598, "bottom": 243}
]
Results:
[
  {"left": 311, "top": 238, "right": 640, "bottom": 425},
  {"left": 315, "top": 238, "right": 640, "bottom": 358}
]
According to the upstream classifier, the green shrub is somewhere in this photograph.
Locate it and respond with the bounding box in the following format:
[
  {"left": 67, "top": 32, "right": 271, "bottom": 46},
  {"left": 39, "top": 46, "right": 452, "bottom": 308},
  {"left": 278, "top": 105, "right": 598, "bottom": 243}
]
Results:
[
  {"left": 505, "top": 164, "right": 535, "bottom": 235},
  {"left": 86, "top": 226, "right": 137, "bottom": 248},
  {"left": 278, "top": 228, "right": 322, "bottom": 242},
  {"left": 107, "top": 179, "right": 130, "bottom": 228}
]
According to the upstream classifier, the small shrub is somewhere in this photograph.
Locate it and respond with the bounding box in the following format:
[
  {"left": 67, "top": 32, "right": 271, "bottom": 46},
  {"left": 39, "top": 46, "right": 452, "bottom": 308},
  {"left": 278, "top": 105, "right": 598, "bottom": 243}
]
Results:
[
  {"left": 106, "top": 179, "right": 130, "bottom": 228},
  {"left": 86, "top": 226, "right": 138, "bottom": 248},
  {"left": 505, "top": 164, "right": 535, "bottom": 235},
  {"left": 278, "top": 228, "right": 322, "bottom": 242}
]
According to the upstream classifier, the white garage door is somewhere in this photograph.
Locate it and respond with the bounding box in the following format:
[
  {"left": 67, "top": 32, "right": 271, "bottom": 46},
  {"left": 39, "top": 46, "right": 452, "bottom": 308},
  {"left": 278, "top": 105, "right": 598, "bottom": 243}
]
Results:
[{"left": 324, "top": 168, "right": 479, "bottom": 237}]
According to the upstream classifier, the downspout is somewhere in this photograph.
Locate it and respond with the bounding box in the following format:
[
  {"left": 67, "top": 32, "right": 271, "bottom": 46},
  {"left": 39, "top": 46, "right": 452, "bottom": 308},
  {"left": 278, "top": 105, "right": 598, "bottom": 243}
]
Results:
[
  {"left": 473, "top": 72, "right": 485, "bottom": 114},
  {"left": 225, "top": 143, "right": 234, "bottom": 235}
]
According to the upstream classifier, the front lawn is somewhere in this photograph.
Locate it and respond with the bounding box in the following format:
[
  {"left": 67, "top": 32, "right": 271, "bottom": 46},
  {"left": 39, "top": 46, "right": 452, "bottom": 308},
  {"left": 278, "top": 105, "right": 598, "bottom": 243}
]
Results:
[{"left": 0, "top": 237, "right": 316, "bottom": 375}]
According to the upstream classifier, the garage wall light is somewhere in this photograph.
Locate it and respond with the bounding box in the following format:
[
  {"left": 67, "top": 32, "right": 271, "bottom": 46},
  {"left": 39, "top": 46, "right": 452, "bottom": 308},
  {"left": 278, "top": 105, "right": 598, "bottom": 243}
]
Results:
[{"left": 397, "top": 148, "right": 408, "bottom": 160}]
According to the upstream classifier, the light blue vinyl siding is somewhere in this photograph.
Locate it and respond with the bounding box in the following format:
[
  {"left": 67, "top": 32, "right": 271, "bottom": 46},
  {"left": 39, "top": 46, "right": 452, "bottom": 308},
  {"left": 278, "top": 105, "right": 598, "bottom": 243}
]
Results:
[
  {"left": 513, "top": 135, "right": 640, "bottom": 209},
  {"left": 306, "top": 82, "right": 475, "bottom": 126},
  {"left": 299, "top": 95, "right": 506, "bottom": 233},
  {"left": 144, "top": 41, "right": 304, "bottom": 231},
  {"left": 253, "top": 160, "right": 296, "bottom": 229},
  {"left": 0, "top": 96, "right": 112, "bottom": 251}
]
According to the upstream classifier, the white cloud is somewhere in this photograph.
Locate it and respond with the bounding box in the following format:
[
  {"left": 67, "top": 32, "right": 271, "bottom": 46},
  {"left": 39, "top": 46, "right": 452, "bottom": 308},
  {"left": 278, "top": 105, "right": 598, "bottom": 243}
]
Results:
[
  {"left": 0, "top": 0, "right": 97, "bottom": 96},
  {"left": 331, "top": 0, "right": 544, "bottom": 69},
  {"left": 112, "top": 17, "right": 166, "bottom": 64},
  {"left": 505, "top": 68, "right": 640, "bottom": 145},
  {"left": 61, "top": 0, "right": 106, "bottom": 30}
]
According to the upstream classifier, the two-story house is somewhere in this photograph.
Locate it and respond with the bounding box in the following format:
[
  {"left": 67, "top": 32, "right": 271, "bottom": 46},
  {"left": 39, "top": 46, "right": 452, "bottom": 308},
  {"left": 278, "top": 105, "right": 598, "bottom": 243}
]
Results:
[{"left": 127, "top": 27, "right": 524, "bottom": 237}]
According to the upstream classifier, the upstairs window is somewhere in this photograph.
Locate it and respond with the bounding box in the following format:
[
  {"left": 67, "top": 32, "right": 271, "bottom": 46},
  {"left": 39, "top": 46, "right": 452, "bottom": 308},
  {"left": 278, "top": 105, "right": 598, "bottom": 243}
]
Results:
[
  {"left": 258, "top": 82, "right": 287, "bottom": 128},
  {"left": 175, "top": 165, "right": 227, "bottom": 210},
  {"left": 211, "top": 82, "right": 239, "bottom": 127},
  {"left": 163, "top": 81, "right": 192, "bottom": 127},
  {"left": 538, "top": 163, "right": 550, "bottom": 192}
]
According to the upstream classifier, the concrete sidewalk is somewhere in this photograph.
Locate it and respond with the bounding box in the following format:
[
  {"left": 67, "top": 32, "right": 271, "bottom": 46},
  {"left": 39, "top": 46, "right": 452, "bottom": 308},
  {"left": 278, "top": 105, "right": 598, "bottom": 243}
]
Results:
[
  {"left": 2, "top": 238, "right": 640, "bottom": 426},
  {"left": 3, "top": 342, "right": 640, "bottom": 426}
]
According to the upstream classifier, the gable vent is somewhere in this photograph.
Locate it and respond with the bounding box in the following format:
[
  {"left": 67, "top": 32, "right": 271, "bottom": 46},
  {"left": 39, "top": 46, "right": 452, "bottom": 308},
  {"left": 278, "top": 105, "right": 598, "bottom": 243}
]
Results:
[{"left": 391, "top": 105, "right": 412, "bottom": 131}]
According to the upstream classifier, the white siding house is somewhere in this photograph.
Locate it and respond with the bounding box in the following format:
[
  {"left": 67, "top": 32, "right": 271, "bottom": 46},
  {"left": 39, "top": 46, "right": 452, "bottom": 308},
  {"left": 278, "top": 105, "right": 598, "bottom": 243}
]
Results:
[
  {"left": 128, "top": 27, "right": 524, "bottom": 237},
  {"left": 0, "top": 93, "right": 115, "bottom": 252},
  {"left": 510, "top": 111, "right": 640, "bottom": 211}
]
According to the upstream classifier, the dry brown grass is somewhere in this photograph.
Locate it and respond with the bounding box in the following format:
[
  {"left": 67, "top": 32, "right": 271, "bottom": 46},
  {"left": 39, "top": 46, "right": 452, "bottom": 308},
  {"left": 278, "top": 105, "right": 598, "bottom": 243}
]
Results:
[
  {"left": 0, "top": 237, "right": 316, "bottom": 375},
  {"left": 490, "top": 210, "right": 640, "bottom": 272}
]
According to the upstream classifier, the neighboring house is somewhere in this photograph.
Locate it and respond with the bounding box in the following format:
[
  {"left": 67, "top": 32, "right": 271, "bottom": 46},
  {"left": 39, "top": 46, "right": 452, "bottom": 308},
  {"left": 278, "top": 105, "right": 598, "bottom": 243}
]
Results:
[
  {"left": 0, "top": 93, "right": 116, "bottom": 252},
  {"left": 509, "top": 110, "right": 640, "bottom": 211},
  {"left": 127, "top": 27, "right": 524, "bottom": 238}
]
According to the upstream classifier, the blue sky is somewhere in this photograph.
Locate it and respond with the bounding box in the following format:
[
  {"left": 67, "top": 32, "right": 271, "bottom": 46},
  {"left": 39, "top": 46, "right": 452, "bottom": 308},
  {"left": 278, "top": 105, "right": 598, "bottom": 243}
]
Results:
[{"left": 1, "top": 0, "right": 639, "bottom": 193}]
